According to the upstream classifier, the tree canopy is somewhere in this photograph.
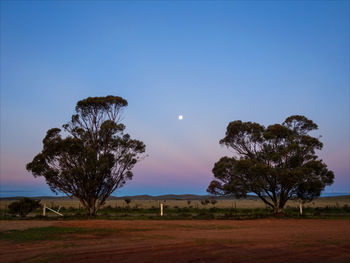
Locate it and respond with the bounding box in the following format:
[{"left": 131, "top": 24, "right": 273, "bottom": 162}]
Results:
[
  {"left": 26, "top": 95, "right": 145, "bottom": 215},
  {"left": 207, "top": 115, "right": 334, "bottom": 214}
]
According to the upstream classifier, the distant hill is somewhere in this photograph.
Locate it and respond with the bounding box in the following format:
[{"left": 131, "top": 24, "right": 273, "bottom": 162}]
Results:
[
  {"left": 110, "top": 194, "right": 258, "bottom": 201},
  {"left": 1, "top": 194, "right": 349, "bottom": 201},
  {"left": 0, "top": 194, "right": 259, "bottom": 201}
]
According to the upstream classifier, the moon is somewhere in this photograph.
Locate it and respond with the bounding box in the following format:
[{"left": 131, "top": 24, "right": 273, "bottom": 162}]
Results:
[{"left": 178, "top": 115, "right": 183, "bottom": 120}]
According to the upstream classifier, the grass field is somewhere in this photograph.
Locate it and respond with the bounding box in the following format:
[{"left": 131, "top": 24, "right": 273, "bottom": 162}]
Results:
[
  {"left": 1, "top": 196, "right": 349, "bottom": 220},
  {"left": 1, "top": 195, "right": 349, "bottom": 210}
]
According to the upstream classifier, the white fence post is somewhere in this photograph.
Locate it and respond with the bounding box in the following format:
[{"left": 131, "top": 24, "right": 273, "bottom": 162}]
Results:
[
  {"left": 46, "top": 207, "right": 63, "bottom": 216},
  {"left": 160, "top": 203, "right": 163, "bottom": 216},
  {"left": 42, "top": 203, "right": 63, "bottom": 216},
  {"left": 299, "top": 201, "right": 303, "bottom": 215}
]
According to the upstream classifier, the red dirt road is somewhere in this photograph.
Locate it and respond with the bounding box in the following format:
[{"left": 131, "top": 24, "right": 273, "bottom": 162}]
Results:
[{"left": 0, "top": 219, "right": 349, "bottom": 263}]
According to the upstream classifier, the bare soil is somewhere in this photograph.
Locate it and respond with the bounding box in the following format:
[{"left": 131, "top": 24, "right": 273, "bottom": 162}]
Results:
[{"left": 0, "top": 219, "right": 349, "bottom": 263}]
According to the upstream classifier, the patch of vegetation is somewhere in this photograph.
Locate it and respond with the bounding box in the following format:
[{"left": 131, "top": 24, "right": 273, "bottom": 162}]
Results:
[
  {"left": 194, "top": 238, "right": 210, "bottom": 245},
  {"left": 289, "top": 241, "right": 319, "bottom": 248},
  {"left": 316, "top": 239, "right": 341, "bottom": 246},
  {"left": 1, "top": 205, "right": 350, "bottom": 220},
  {"left": 51, "top": 243, "right": 79, "bottom": 249},
  {"left": 194, "top": 238, "right": 251, "bottom": 246},
  {"left": 121, "top": 228, "right": 153, "bottom": 232},
  {"left": 8, "top": 198, "right": 41, "bottom": 217},
  {"left": 283, "top": 206, "right": 350, "bottom": 219},
  {"left": 0, "top": 226, "right": 111, "bottom": 242},
  {"left": 166, "top": 224, "right": 245, "bottom": 230},
  {"left": 25, "top": 252, "right": 67, "bottom": 263}
]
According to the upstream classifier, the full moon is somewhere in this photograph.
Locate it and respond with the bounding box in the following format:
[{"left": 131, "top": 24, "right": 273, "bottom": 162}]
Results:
[{"left": 178, "top": 115, "right": 183, "bottom": 120}]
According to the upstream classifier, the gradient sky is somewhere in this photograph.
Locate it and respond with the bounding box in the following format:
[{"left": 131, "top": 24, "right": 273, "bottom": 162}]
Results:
[{"left": 1, "top": 0, "right": 349, "bottom": 197}]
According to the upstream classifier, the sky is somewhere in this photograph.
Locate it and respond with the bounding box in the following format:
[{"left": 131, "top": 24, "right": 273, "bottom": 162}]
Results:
[{"left": 0, "top": 0, "right": 349, "bottom": 197}]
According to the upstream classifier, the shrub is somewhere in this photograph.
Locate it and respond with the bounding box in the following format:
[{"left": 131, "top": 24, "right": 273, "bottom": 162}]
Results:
[
  {"left": 8, "top": 198, "right": 41, "bottom": 217},
  {"left": 210, "top": 199, "right": 217, "bottom": 205},
  {"left": 201, "top": 199, "right": 210, "bottom": 206}
]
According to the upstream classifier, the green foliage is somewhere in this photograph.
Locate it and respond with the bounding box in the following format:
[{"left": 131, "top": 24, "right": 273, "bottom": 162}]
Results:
[
  {"left": 0, "top": 226, "right": 110, "bottom": 242},
  {"left": 1, "top": 204, "right": 350, "bottom": 220},
  {"left": 26, "top": 96, "right": 146, "bottom": 216},
  {"left": 208, "top": 115, "right": 334, "bottom": 214},
  {"left": 8, "top": 198, "right": 41, "bottom": 217}
]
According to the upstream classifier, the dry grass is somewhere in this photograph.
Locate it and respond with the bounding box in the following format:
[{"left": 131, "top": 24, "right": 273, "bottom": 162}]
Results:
[{"left": 0, "top": 196, "right": 349, "bottom": 210}]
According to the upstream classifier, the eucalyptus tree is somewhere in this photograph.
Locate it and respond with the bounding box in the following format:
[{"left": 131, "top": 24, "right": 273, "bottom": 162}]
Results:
[
  {"left": 207, "top": 115, "right": 334, "bottom": 214},
  {"left": 27, "top": 96, "right": 145, "bottom": 216}
]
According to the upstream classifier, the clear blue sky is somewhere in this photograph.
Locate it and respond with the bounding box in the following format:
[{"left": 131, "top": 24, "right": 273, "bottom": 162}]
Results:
[{"left": 1, "top": 0, "right": 349, "bottom": 197}]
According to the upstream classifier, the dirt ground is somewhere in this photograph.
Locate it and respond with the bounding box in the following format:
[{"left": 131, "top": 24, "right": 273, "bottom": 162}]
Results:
[{"left": 0, "top": 219, "right": 349, "bottom": 263}]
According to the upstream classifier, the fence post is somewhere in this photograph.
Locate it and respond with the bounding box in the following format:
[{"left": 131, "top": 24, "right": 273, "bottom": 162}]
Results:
[
  {"left": 160, "top": 203, "right": 163, "bottom": 216},
  {"left": 299, "top": 201, "right": 303, "bottom": 215},
  {"left": 43, "top": 203, "right": 46, "bottom": 216}
]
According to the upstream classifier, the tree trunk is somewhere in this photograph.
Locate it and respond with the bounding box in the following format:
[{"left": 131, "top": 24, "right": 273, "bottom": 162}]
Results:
[
  {"left": 273, "top": 206, "right": 284, "bottom": 215},
  {"left": 88, "top": 200, "right": 97, "bottom": 216},
  {"left": 88, "top": 207, "right": 95, "bottom": 216},
  {"left": 78, "top": 198, "right": 97, "bottom": 216}
]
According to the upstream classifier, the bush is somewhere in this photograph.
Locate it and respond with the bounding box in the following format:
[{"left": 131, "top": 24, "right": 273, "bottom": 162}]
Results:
[
  {"left": 8, "top": 198, "right": 41, "bottom": 217},
  {"left": 210, "top": 199, "right": 217, "bottom": 205},
  {"left": 201, "top": 199, "right": 210, "bottom": 206}
]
